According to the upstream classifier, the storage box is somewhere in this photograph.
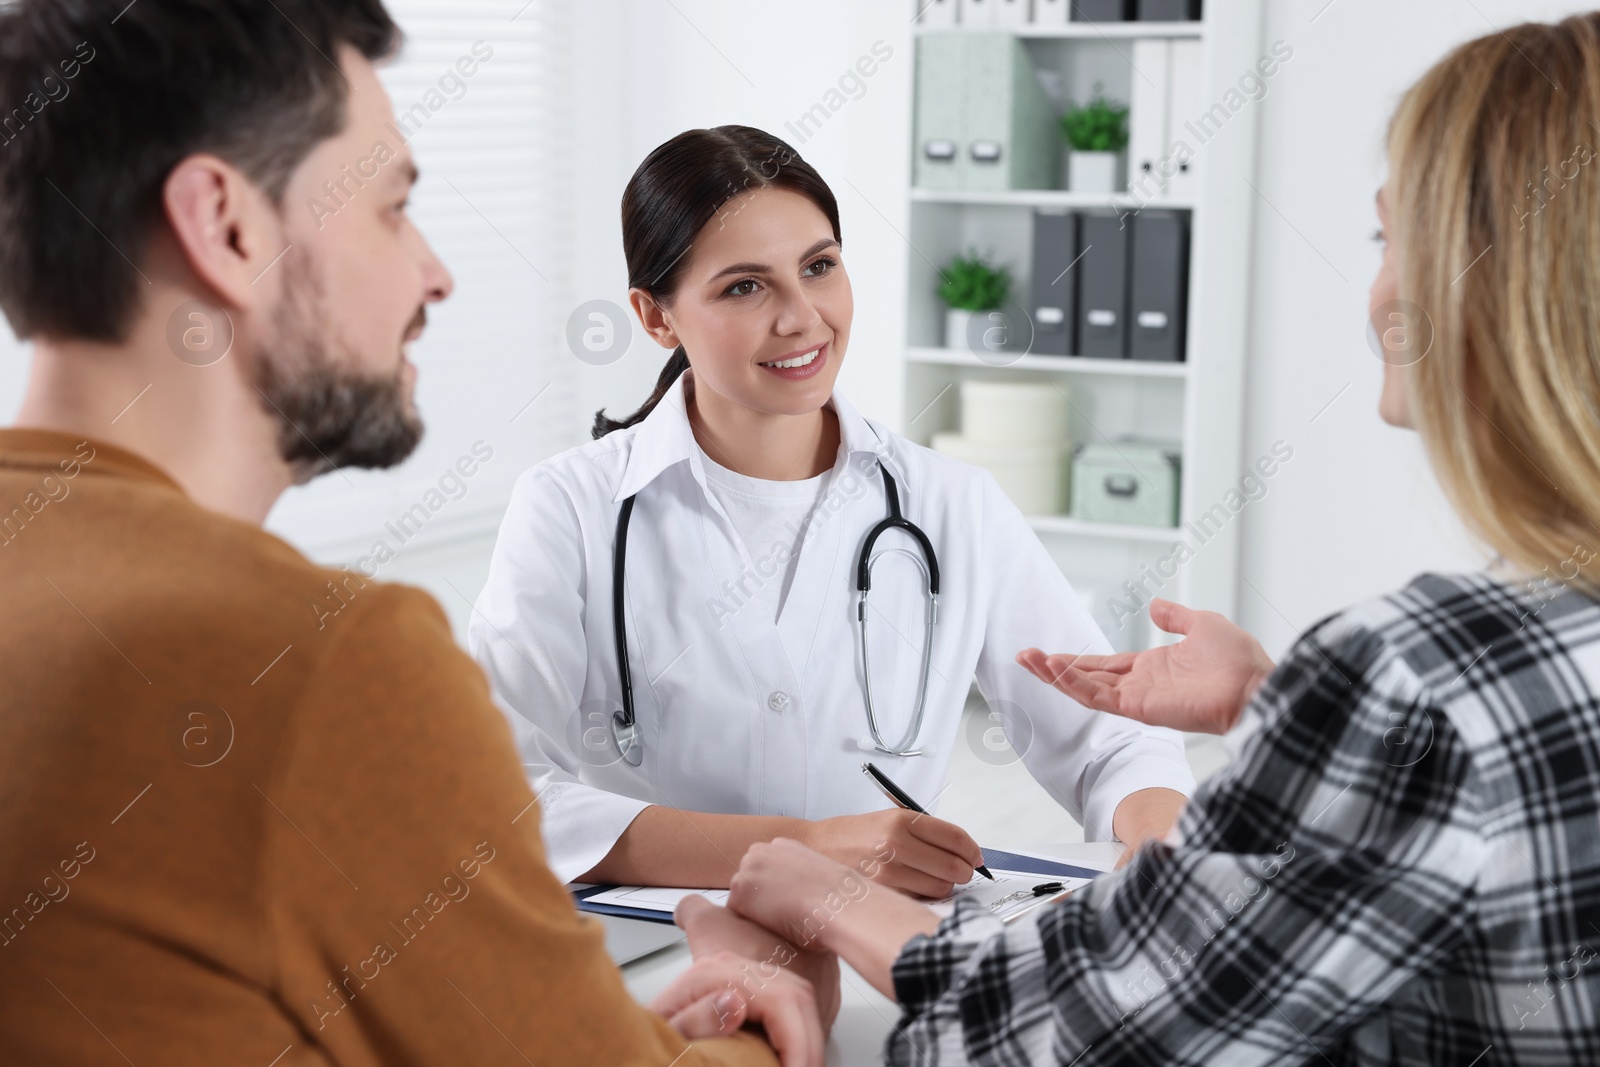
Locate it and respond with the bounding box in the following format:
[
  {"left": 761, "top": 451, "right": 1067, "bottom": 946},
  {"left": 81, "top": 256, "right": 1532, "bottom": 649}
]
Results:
[
  {"left": 1069, "top": 440, "right": 1180, "bottom": 526},
  {"left": 959, "top": 380, "right": 1070, "bottom": 445},
  {"left": 933, "top": 432, "right": 1072, "bottom": 515}
]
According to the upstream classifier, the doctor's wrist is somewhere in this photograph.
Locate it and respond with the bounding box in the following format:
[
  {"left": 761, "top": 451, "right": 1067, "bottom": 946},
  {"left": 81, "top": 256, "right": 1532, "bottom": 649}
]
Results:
[
  {"left": 785, "top": 816, "right": 860, "bottom": 869},
  {"left": 1110, "top": 787, "right": 1187, "bottom": 854}
]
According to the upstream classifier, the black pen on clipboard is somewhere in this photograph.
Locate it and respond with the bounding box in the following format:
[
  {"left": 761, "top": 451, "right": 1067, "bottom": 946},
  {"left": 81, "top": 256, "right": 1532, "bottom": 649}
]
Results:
[{"left": 862, "top": 761, "right": 994, "bottom": 881}]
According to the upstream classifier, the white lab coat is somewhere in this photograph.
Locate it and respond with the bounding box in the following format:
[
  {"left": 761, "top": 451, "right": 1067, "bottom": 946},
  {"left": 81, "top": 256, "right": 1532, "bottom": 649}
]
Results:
[{"left": 470, "top": 374, "right": 1193, "bottom": 883}]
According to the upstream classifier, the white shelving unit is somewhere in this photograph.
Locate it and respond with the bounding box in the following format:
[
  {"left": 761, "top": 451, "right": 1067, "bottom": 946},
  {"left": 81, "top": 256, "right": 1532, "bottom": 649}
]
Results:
[
  {"left": 914, "top": 21, "right": 1205, "bottom": 40},
  {"left": 1026, "top": 513, "right": 1187, "bottom": 543},
  {"left": 908, "top": 345, "right": 1190, "bottom": 379},
  {"left": 911, "top": 187, "right": 1193, "bottom": 209},
  {"left": 897, "top": 2, "right": 1265, "bottom": 650}
]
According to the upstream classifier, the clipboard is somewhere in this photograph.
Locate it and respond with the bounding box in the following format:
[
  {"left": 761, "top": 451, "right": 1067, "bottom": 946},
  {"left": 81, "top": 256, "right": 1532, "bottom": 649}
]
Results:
[
  {"left": 979, "top": 847, "right": 1106, "bottom": 882},
  {"left": 571, "top": 848, "right": 1106, "bottom": 925},
  {"left": 572, "top": 884, "right": 705, "bottom": 924}
]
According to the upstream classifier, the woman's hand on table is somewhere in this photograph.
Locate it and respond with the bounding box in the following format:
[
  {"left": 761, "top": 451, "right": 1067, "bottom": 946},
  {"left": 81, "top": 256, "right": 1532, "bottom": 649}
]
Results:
[
  {"left": 1017, "top": 597, "right": 1275, "bottom": 735},
  {"left": 650, "top": 947, "right": 827, "bottom": 1067},
  {"left": 727, "top": 837, "right": 941, "bottom": 1000},
  {"left": 675, "top": 893, "right": 841, "bottom": 1031}
]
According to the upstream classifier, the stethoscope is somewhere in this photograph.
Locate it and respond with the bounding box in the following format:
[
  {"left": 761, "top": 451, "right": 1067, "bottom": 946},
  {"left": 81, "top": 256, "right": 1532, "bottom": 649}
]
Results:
[{"left": 608, "top": 462, "right": 941, "bottom": 766}]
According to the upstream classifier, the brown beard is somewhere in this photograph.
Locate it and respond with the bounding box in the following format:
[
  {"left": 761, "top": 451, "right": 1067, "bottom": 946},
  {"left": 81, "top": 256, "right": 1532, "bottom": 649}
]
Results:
[{"left": 250, "top": 249, "right": 423, "bottom": 481}]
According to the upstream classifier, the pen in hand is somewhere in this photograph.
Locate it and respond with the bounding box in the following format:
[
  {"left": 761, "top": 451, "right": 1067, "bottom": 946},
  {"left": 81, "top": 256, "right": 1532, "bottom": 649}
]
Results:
[{"left": 862, "top": 761, "right": 995, "bottom": 880}]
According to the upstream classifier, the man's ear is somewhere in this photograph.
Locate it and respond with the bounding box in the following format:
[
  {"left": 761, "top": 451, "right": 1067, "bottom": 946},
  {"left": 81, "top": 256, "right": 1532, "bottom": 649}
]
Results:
[
  {"left": 629, "top": 287, "right": 680, "bottom": 350},
  {"left": 163, "top": 154, "right": 281, "bottom": 310}
]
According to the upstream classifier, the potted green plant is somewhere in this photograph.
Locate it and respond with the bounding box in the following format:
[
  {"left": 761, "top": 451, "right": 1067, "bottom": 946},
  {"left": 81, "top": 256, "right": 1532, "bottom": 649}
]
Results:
[
  {"left": 938, "top": 250, "right": 1013, "bottom": 354},
  {"left": 1060, "top": 84, "right": 1129, "bottom": 193}
]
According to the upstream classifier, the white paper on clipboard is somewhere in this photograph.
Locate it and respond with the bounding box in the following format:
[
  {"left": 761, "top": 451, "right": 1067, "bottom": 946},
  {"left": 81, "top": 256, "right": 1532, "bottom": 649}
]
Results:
[
  {"left": 930, "top": 869, "right": 1093, "bottom": 923},
  {"left": 584, "top": 885, "right": 730, "bottom": 915}
]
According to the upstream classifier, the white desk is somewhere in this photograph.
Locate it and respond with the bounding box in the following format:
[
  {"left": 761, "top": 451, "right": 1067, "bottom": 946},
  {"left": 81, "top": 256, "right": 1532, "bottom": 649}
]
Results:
[{"left": 621, "top": 842, "right": 1123, "bottom": 1066}]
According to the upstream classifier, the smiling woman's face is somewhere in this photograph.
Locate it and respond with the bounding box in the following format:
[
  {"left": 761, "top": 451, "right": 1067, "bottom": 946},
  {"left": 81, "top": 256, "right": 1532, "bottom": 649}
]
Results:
[{"left": 631, "top": 184, "right": 852, "bottom": 419}]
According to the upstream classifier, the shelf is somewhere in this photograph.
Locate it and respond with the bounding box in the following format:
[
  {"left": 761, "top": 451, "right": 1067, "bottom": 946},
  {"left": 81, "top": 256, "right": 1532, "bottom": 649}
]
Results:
[
  {"left": 1026, "top": 514, "right": 1186, "bottom": 543},
  {"left": 913, "top": 22, "right": 1204, "bottom": 39},
  {"left": 910, "top": 187, "right": 1193, "bottom": 211},
  {"left": 908, "top": 347, "right": 1189, "bottom": 378},
  {"left": 901, "top": 1, "right": 1265, "bottom": 621}
]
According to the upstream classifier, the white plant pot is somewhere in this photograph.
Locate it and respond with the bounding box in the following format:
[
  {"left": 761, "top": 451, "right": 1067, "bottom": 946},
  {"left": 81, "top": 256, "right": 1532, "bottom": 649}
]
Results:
[
  {"left": 945, "top": 308, "right": 973, "bottom": 350},
  {"left": 945, "top": 307, "right": 1009, "bottom": 355},
  {"left": 1067, "top": 149, "right": 1123, "bottom": 194}
]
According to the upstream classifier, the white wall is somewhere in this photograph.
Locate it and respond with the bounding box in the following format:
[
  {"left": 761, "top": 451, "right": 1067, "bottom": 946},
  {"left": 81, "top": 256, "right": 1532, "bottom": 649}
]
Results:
[{"left": 0, "top": 303, "right": 21, "bottom": 421}]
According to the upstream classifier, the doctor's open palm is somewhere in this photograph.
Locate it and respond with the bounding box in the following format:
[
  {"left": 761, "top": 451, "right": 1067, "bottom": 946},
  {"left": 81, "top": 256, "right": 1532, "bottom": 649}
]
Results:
[{"left": 1016, "top": 598, "right": 1276, "bottom": 736}]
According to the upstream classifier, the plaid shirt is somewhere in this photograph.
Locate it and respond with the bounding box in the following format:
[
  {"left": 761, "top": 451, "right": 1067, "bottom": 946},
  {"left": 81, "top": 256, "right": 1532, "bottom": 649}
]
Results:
[{"left": 887, "top": 571, "right": 1600, "bottom": 1066}]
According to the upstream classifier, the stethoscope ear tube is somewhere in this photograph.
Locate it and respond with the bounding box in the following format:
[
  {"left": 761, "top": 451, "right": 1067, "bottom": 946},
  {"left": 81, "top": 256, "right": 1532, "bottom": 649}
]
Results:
[
  {"left": 855, "top": 470, "right": 941, "bottom": 596},
  {"left": 611, "top": 494, "right": 644, "bottom": 766}
]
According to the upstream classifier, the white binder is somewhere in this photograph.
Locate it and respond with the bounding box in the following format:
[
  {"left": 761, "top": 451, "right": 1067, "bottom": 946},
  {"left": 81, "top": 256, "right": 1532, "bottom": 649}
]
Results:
[
  {"left": 1126, "top": 39, "right": 1171, "bottom": 199},
  {"left": 962, "top": 0, "right": 998, "bottom": 27},
  {"left": 994, "top": 0, "right": 1033, "bottom": 27},
  {"left": 1033, "top": 0, "right": 1068, "bottom": 23},
  {"left": 916, "top": 0, "right": 961, "bottom": 28},
  {"left": 1165, "top": 39, "right": 1204, "bottom": 200}
]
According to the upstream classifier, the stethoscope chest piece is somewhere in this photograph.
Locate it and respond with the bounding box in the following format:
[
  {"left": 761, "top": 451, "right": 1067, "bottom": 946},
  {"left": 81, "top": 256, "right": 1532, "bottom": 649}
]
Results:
[{"left": 611, "top": 708, "right": 643, "bottom": 766}]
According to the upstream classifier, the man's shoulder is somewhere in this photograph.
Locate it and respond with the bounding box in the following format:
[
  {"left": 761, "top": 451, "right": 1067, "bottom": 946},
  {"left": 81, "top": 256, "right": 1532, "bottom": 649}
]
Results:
[
  {"left": 150, "top": 493, "right": 423, "bottom": 637},
  {"left": 3, "top": 451, "right": 454, "bottom": 691}
]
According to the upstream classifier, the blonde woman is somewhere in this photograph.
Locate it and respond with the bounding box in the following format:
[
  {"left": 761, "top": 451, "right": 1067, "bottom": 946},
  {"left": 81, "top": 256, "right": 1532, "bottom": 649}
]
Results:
[{"left": 677, "top": 13, "right": 1600, "bottom": 1064}]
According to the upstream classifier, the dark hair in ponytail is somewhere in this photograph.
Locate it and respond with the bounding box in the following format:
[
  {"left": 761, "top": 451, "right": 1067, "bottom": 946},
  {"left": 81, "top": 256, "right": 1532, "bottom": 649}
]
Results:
[{"left": 591, "top": 125, "right": 843, "bottom": 438}]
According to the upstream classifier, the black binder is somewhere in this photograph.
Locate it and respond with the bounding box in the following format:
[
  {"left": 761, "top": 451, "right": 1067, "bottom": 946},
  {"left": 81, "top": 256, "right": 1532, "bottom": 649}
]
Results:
[
  {"left": 1136, "top": 0, "right": 1202, "bottom": 19},
  {"left": 1078, "top": 213, "right": 1131, "bottom": 360},
  {"left": 1029, "top": 212, "right": 1080, "bottom": 357},
  {"left": 1070, "top": 0, "right": 1133, "bottom": 21},
  {"left": 1129, "top": 210, "right": 1190, "bottom": 362}
]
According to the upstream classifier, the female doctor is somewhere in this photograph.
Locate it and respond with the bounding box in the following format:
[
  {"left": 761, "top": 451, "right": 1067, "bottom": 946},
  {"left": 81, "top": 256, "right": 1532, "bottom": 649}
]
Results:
[{"left": 470, "top": 125, "right": 1192, "bottom": 896}]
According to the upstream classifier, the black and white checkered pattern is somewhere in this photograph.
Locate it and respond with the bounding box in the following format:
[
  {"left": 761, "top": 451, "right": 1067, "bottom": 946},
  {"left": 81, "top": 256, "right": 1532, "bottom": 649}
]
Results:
[{"left": 887, "top": 572, "right": 1600, "bottom": 1066}]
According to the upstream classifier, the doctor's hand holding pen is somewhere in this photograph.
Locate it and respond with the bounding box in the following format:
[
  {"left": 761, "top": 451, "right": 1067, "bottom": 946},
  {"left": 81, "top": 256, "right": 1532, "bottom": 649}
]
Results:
[
  {"left": 1016, "top": 597, "right": 1276, "bottom": 737},
  {"left": 591, "top": 805, "right": 988, "bottom": 900},
  {"left": 797, "top": 807, "right": 986, "bottom": 900}
]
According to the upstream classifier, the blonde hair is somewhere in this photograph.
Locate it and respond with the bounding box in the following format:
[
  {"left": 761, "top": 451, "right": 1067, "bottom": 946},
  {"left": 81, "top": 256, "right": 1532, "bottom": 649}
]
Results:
[{"left": 1388, "top": 13, "right": 1600, "bottom": 595}]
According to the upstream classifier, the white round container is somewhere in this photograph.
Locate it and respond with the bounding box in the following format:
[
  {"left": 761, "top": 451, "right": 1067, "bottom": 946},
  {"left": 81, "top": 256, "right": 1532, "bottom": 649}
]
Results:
[
  {"left": 932, "top": 432, "right": 1071, "bottom": 516},
  {"left": 959, "top": 380, "right": 1070, "bottom": 446}
]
